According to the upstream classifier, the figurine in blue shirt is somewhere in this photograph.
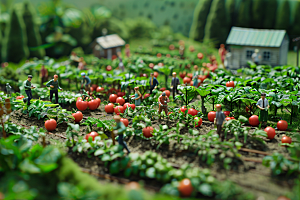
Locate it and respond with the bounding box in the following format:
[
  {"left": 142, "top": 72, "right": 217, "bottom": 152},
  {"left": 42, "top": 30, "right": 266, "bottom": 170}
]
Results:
[{"left": 149, "top": 73, "right": 159, "bottom": 94}]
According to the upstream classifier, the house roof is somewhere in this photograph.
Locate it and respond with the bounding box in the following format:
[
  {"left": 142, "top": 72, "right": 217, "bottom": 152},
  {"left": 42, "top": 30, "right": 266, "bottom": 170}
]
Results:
[
  {"left": 95, "top": 34, "right": 125, "bottom": 49},
  {"left": 226, "top": 27, "right": 287, "bottom": 47}
]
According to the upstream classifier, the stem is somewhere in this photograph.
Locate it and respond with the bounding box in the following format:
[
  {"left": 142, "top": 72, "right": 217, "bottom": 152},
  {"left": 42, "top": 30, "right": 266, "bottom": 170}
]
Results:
[{"left": 290, "top": 104, "right": 293, "bottom": 125}]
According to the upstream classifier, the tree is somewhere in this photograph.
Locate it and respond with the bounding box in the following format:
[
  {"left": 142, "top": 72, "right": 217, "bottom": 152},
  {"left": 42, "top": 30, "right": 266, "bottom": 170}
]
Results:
[
  {"left": 251, "top": 0, "right": 266, "bottom": 28},
  {"left": 0, "top": 9, "right": 2, "bottom": 63},
  {"left": 2, "top": 8, "right": 29, "bottom": 63},
  {"left": 275, "top": 0, "right": 290, "bottom": 31},
  {"left": 226, "top": 0, "right": 236, "bottom": 28},
  {"left": 189, "top": 0, "right": 213, "bottom": 41},
  {"left": 236, "top": 0, "right": 252, "bottom": 28},
  {"left": 292, "top": 1, "right": 300, "bottom": 37},
  {"left": 204, "top": 0, "right": 228, "bottom": 44},
  {"left": 263, "top": 0, "right": 278, "bottom": 29},
  {"left": 23, "top": 2, "right": 45, "bottom": 58}
]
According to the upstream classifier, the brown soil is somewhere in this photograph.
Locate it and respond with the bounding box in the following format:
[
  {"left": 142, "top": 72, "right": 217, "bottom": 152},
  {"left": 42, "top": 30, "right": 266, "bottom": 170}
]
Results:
[{"left": 8, "top": 104, "right": 296, "bottom": 200}]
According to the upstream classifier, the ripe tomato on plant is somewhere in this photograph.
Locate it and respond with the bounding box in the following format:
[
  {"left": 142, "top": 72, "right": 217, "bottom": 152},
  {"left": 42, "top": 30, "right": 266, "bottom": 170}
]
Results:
[
  {"left": 180, "top": 106, "right": 187, "bottom": 113},
  {"left": 117, "top": 92, "right": 125, "bottom": 97},
  {"left": 157, "top": 53, "right": 162, "bottom": 58},
  {"left": 114, "top": 106, "right": 124, "bottom": 114},
  {"left": 85, "top": 131, "right": 99, "bottom": 141},
  {"left": 194, "top": 117, "right": 202, "bottom": 127},
  {"left": 76, "top": 99, "right": 88, "bottom": 111},
  {"left": 45, "top": 119, "right": 57, "bottom": 131},
  {"left": 164, "top": 90, "right": 170, "bottom": 97},
  {"left": 208, "top": 111, "right": 216, "bottom": 122},
  {"left": 277, "top": 120, "right": 288, "bottom": 131},
  {"left": 120, "top": 118, "right": 129, "bottom": 127},
  {"left": 129, "top": 104, "right": 135, "bottom": 110},
  {"left": 281, "top": 135, "right": 292, "bottom": 144},
  {"left": 154, "top": 72, "right": 159, "bottom": 78},
  {"left": 223, "top": 111, "right": 230, "bottom": 116},
  {"left": 249, "top": 115, "right": 259, "bottom": 126},
  {"left": 226, "top": 81, "right": 235, "bottom": 88},
  {"left": 187, "top": 108, "right": 198, "bottom": 116},
  {"left": 96, "top": 87, "right": 104, "bottom": 93},
  {"left": 225, "top": 117, "right": 231, "bottom": 121},
  {"left": 116, "top": 97, "right": 125, "bottom": 106},
  {"left": 178, "top": 178, "right": 193, "bottom": 197},
  {"left": 88, "top": 99, "right": 98, "bottom": 110},
  {"left": 183, "top": 77, "right": 191, "bottom": 84},
  {"left": 159, "top": 87, "right": 166, "bottom": 92},
  {"left": 109, "top": 94, "right": 118, "bottom": 103},
  {"left": 197, "top": 52, "right": 203, "bottom": 59},
  {"left": 123, "top": 103, "right": 130, "bottom": 110},
  {"left": 187, "top": 73, "right": 193, "bottom": 79},
  {"left": 72, "top": 111, "right": 83, "bottom": 123},
  {"left": 90, "top": 87, "right": 94, "bottom": 92},
  {"left": 149, "top": 63, "right": 154, "bottom": 69},
  {"left": 105, "top": 103, "right": 114, "bottom": 113},
  {"left": 144, "top": 93, "right": 150, "bottom": 99},
  {"left": 264, "top": 127, "right": 276, "bottom": 139},
  {"left": 95, "top": 98, "right": 101, "bottom": 107},
  {"left": 106, "top": 65, "right": 112, "bottom": 71},
  {"left": 142, "top": 127, "right": 153, "bottom": 138},
  {"left": 16, "top": 95, "right": 25, "bottom": 99}
]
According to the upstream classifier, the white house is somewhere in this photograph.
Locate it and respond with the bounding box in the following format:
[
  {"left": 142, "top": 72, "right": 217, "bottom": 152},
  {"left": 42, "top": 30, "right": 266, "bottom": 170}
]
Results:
[{"left": 225, "top": 27, "right": 289, "bottom": 69}]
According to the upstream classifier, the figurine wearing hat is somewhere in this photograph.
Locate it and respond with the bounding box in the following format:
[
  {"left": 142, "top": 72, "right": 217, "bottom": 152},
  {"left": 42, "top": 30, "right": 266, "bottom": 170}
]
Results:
[
  {"left": 46, "top": 74, "right": 63, "bottom": 104},
  {"left": 252, "top": 49, "right": 261, "bottom": 66},
  {"left": 256, "top": 93, "right": 269, "bottom": 127},
  {"left": 24, "top": 75, "right": 35, "bottom": 105},
  {"left": 214, "top": 104, "right": 226, "bottom": 140},
  {"left": 158, "top": 92, "right": 170, "bottom": 119},
  {"left": 149, "top": 73, "right": 159, "bottom": 94},
  {"left": 81, "top": 72, "right": 91, "bottom": 92},
  {"left": 113, "top": 115, "right": 130, "bottom": 153},
  {"left": 171, "top": 72, "right": 180, "bottom": 99},
  {"left": 132, "top": 87, "right": 142, "bottom": 106}
]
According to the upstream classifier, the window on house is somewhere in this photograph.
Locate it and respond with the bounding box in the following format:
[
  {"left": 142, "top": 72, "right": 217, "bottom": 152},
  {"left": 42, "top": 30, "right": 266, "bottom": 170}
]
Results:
[
  {"left": 263, "top": 51, "right": 271, "bottom": 61},
  {"left": 246, "top": 50, "right": 254, "bottom": 59}
]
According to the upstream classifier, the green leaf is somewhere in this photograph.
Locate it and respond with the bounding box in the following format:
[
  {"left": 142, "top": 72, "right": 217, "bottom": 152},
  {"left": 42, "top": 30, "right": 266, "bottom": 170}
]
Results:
[
  {"left": 198, "top": 183, "right": 212, "bottom": 197},
  {"left": 238, "top": 115, "right": 248, "bottom": 123},
  {"left": 20, "top": 158, "right": 41, "bottom": 174},
  {"left": 94, "top": 149, "right": 105, "bottom": 156},
  {"left": 34, "top": 146, "right": 62, "bottom": 165},
  {"left": 67, "top": 123, "right": 80, "bottom": 131},
  {"left": 109, "top": 161, "right": 120, "bottom": 174},
  {"left": 145, "top": 167, "right": 156, "bottom": 178}
]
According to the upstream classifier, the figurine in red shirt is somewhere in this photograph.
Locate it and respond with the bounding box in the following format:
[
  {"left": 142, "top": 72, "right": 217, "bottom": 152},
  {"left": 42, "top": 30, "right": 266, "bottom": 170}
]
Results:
[
  {"left": 158, "top": 92, "right": 170, "bottom": 119},
  {"left": 40, "top": 65, "right": 48, "bottom": 87}
]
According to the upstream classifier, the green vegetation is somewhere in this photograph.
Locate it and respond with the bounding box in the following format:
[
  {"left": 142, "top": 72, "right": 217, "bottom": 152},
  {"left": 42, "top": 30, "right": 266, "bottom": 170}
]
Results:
[
  {"left": 275, "top": 0, "right": 291, "bottom": 31},
  {"left": 235, "top": 0, "right": 252, "bottom": 28}
]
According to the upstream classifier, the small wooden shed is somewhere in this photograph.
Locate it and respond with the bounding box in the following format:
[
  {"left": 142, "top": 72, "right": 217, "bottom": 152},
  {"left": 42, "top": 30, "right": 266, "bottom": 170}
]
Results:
[
  {"left": 92, "top": 34, "right": 125, "bottom": 60},
  {"left": 226, "top": 27, "right": 289, "bottom": 69}
]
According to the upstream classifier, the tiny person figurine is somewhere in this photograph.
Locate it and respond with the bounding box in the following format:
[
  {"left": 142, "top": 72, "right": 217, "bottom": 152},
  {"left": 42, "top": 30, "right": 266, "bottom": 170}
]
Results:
[
  {"left": 179, "top": 40, "right": 185, "bottom": 59},
  {"left": 252, "top": 49, "right": 261, "bottom": 66},
  {"left": 158, "top": 92, "right": 170, "bottom": 119},
  {"left": 78, "top": 57, "right": 86, "bottom": 70},
  {"left": 171, "top": 72, "right": 180, "bottom": 99},
  {"left": 40, "top": 65, "right": 48, "bottom": 87},
  {"left": 81, "top": 72, "right": 91, "bottom": 92},
  {"left": 149, "top": 73, "right": 159, "bottom": 94},
  {"left": 125, "top": 44, "right": 130, "bottom": 58},
  {"left": 218, "top": 44, "right": 227, "bottom": 65},
  {"left": 113, "top": 115, "right": 130, "bottom": 153},
  {"left": 6, "top": 83, "right": 12, "bottom": 97},
  {"left": 46, "top": 75, "right": 63, "bottom": 104},
  {"left": 256, "top": 93, "right": 269, "bottom": 127},
  {"left": 214, "top": 104, "right": 226, "bottom": 141},
  {"left": 24, "top": 75, "right": 35, "bottom": 106},
  {"left": 117, "top": 52, "right": 125, "bottom": 72},
  {"left": 133, "top": 87, "right": 142, "bottom": 106}
]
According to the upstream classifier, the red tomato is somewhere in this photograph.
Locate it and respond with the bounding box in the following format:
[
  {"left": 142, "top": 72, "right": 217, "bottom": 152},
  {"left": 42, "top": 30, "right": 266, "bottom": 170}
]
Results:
[
  {"left": 76, "top": 100, "right": 88, "bottom": 111},
  {"left": 169, "top": 44, "right": 175, "bottom": 50},
  {"left": 166, "top": 54, "right": 171, "bottom": 57},
  {"left": 180, "top": 106, "right": 187, "bottom": 113},
  {"left": 88, "top": 99, "right": 98, "bottom": 110},
  {"left": 123, "top": 103, "right": 130, "bottom": 110},
  {"left": 208, "top": 111, "right": 216, "bottom": 122},
  {"left": 190, "top": 81, "right": 194, "bottom": 86},
  {"left": 225, "top": 117, "right": 231, "bottom": 121},
  {"left": 45, "top": 119, "right": 57, "bottom": 131},
  {"left": 85, "top": 131, "right": 99, "bottom": 141},
  {"left": 142, "top": 127, "right": 153, "bottom": 138},
  {"left": 106, "top": 65, "right": 112, "bottom": 71},
  {"left": 277, "top": 120, "right": 288, "bottom": 131},
  {"left": 187, "top": 108, "right": 198, "bottom": 116},
  {"left": 125, "top": 182, "right": 140, "bottom": 191},
  {"left": 194, "top": 117, "right": 202, "bottom": 127},
  {"left": 178, "top": 178, "right": 193, "bottom": 197},
  {"left": 95, "top": 98, "right": 101, "bottom": 107},
  {"left": 117, "top": 92, "right": 125, "bottom": 97},
  {"left": 154, "top": 72, "right": 159, "bottom": 78},
  {"left": 189, "top": 45, "right": 195, "bottom": 52},
  {"left": 144, "top": 93, "right": 150, "bottom": 99},
  {"left": 72, "top": 111, "right": 83, "bottom": 123},
  {"left": 109, "top": 94, "right": 118, "bottom": 103},
  {"left": 164, "top": 90, "right": 170, "bottom": 97},
  {"left": 159, "top": 87, "right": 166, "bottom": 92},
  {"left": 105, "top": 103, "right": 114, "bottom": 113},
  {"left": 281, "top": 135, "right": 292, "bottom": 144},
  {"left": 114, "top": 106, "right": 124, "bottom": 114},
  {"left": 16, "top": 95, "right": 25, "bottom": 99},
  {"left": 120, "top": 118, "right": 129, "bottom": 127},
  {"left": 230, "top": 117, "right": 235, "bottom": 119},
  {"left": 264, "top": 127, "right": 276, "bottom": 139},
  {"left": 140, "top": 73, "right": 148, "bottom": 78},
  {"left": 116, "top": 97, "right": 125, "bottom": 106},
  {"left": 223, "top": 111, "right": 230, "bottom": 116},
  {"left": 179, "top": 72, "right": 186, "bottom": 79},
  {"left": 226, "top": 81, "right": 235, "bottom": 87},
  {"left": 183, "top": 77, "right": 191, "bottom": 84},
  {"left": 187, "top": 73, "right": 193, "bottom": 79},
  {"left": 90, "top": 87, "right": 94, "bottom": 92},
  {"left": 249, "top": 115, "right": 259, "bottom": 126},
  {"left": 129, "top": 104, "right": 135, "bottom": 110},
  {"left": 197, "top": 53, "right": 203, "bottom": 59},
  {"left": 168, "top": 112, "right": 173, "bottom": 115},
  {"left": 92, "top": 84, "right": 98, "bottom": 90},
  {"left": 158, "top": 62, "right": 164, "bottom": 66},
  {"left": 157, "top": 53, "right": 162, "bottom": 58},
  {"left": 96, "top": 87, "right": 105, "bottom": 93},
  {"left": 77, "top": 97, "right": 82, "bottom": 101},
  {"left": 149, "top": 63, "right": 154, "bottom": 69}
]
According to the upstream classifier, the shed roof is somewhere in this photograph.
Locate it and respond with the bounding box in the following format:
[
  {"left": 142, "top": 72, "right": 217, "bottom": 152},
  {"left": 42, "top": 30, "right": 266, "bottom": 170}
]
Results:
[
  {"left": 95, "top": 34, "right": 125, "bottom": 49},
  {"left": 226, "top": 27, "right": 287, "bottom": 47}
]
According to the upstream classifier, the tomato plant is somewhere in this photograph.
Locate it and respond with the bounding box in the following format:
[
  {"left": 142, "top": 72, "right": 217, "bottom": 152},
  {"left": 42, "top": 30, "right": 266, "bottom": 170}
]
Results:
[
  {"left": 277, "top": 120, "right": 288, "bottom": 131},
  {"left": 194, "top": 117, "right": 202, "bottom": 127},
  {"left": 187, "top": 108, "right": 198, "bottom": 116},
  {"left": 45, "top": 119, "right": 57, "bottom": 131},
  {"left": 72, "top": 111, "right": 83, "bottom": 123},
  {"left": 85, "top": 131, "right": 99, "bottom": 141}
]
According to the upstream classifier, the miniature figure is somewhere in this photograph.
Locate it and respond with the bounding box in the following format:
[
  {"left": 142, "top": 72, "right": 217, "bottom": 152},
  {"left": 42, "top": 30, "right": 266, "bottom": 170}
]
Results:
[
  {"left": 117, "top": 52, "right": 124, "bottom": 72},
  {"left": 252, "top": 49, "right": 261, "bottom": 66},
  {"left": 6, "top": 83, "right": 12, "bottom": 97},
  {"left": 81, "top": 73, "right": 91, "bottom": 92},
  {"left": 133, "top": 87, "right": 142, "bottom": 106},
  {"left": 125, "top": 44, "right": 130, "bottom": 58},
  {"left": 24, "top": 75, "right": 35, "bottom": 105},
  {"left": 149, "top": 73, "right": 159, "bottom": 94},
  {"left": 40, "top": 65, "right": 48, "bottom": 87},
  {"left": 113, "top": 115, "right": 130, "bottom": 153},
  {"left": 179, "top": 40, "right": 185, "bottom": 59},
  {"left": 46, "top": 75, "right": 63, "bottom": 104},
  {"left": 158, "top": 92, "right": 170, "bottom": 119},
  {"left": 256, "top": 93, "right": 269, "bottom": 127},
  {"left": 78, "top": 57, "right": 86, "bottom": 70},
  {"left": 218, "top": 44, "right": 227, "bottom": 65},
  {"left": 214, "top": 104, "right": 226, "bottom": 141},
  {"left": 171, "top": 72, "right": 180, "bottom": 99}
]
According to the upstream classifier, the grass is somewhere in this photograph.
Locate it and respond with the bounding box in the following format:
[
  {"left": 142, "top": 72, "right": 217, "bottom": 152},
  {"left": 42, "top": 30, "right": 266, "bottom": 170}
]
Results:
[{"left": 288, "top": 51, "right": 300, "bottom": 66}]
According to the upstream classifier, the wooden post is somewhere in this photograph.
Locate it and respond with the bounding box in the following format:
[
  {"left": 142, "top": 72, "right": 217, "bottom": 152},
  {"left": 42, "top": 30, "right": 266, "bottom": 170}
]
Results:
[
  {"left": 43, "top": 136, "right": 46, "bottom": 148},
  {"left": 111, "top": 130, "right": 116, "bottom": 145}
]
